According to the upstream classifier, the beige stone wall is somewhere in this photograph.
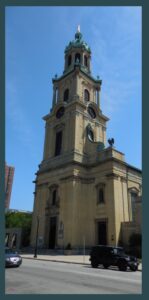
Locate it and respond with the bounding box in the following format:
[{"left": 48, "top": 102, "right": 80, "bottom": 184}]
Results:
[
  {"left": 31, "top": 157, "right": 142, "bottom": 249},
  {"left": 42, "top": 99, "right": 107, "bottom": 165},
  {"left": 57, "top": 177, "right": 97, "bottom": 248},
  {"left": 30, "top": 185, "right": 48, "bottom": 247}
]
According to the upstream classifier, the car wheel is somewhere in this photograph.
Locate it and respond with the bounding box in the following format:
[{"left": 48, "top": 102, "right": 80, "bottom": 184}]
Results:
[
  {"left": 130, "top": 265, "right": 138, "bottom": 271},
  {"left": 91, "top": 261, "right": 98, "bottom": 268},
  {"left": 118, "top": 262, "right": 127, "bottom": 271},
  {"left": 103, "top": 264, "right": 109, "bottom": 269}
]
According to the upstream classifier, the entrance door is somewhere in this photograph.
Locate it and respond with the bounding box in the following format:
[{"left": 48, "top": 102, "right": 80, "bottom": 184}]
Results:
[
  {"left": 49, "top": 217, "right": 57, "bottom": 249},
  {"left": 97, "top": 221, "right": 107, "bottom": 245}
]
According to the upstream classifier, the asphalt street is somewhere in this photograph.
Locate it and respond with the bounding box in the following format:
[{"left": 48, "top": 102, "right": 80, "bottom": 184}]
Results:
[{"left": 5, "top": 259, "right": 142, "bottom": 294}]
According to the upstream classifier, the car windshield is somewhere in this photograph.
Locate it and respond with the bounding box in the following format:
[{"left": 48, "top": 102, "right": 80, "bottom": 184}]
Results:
[{"left": 112, "top": 248, "right": 125, "bottom": 255}]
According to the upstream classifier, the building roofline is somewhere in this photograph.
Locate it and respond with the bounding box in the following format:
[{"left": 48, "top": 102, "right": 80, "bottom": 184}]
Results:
[
  {"left": 52, "top": 65, "right": 102, "bottom": 85},
  {"left": 36, "top": 155, "right": 142, "bottom": 176}
]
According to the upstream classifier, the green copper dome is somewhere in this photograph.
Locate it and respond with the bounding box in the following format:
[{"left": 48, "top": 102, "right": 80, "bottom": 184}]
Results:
[{"left": 65, "top": 28, "right": 91, "bottom": 54}]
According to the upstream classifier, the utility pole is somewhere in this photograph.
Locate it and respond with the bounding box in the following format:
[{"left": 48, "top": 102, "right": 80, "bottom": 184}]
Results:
[
  {"left": 83, "top": 236, "right": 86, "bottom": 264},
  {"left": 34, "top": 216, "right": 39, "bottom": 258}
]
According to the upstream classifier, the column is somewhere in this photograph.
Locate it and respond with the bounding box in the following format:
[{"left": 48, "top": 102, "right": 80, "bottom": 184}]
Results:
[
  {"left": 52, "top": 87, "right": 56, "bottom": 107},
  {"left": 88, "top": 56, "right": 91, "bottom": 72},
  {"left": 96, "top": 88, "right": 100, "bottom": 108},
  {"left": 75, "top": 74, "right": 79, "bottom": 100}
]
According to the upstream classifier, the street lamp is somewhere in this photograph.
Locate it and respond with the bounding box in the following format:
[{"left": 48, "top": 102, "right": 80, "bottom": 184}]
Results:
[{"left": 34, "top": 216, "right": 39, "bottom": 258}]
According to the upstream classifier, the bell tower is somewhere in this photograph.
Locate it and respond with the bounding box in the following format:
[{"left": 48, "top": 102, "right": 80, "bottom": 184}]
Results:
[
  {"left": 42, "top": 27, "right": 109, "bottom": 171},
  {"left": 30, "top": 28, "right": 141, "bottom": 251}
]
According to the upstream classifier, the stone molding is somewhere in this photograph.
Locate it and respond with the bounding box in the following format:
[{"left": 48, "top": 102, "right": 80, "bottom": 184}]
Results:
[
  {"left": 95, "top": 182, "right": 106, "bottom": 188},
  {"left": 60, "top": 174, "right": 95, "bottom": 184},
  {"left": 48, "top": 183, "right": 59, "bottom": 190},
  {"left": 128, "top": 186, "right": 140, "bottom": 194},
  {"left": 36, "top": 182, "right": 49, "bottom": 188},
  {"left": 106, "top": 173, "right": 119, "bottom": 180},
  {"left": 120, "top": 176, "right": 127, "bottom": 183},
  {"left": 54, "top": 123, "right": 65, "bottom": 131}
]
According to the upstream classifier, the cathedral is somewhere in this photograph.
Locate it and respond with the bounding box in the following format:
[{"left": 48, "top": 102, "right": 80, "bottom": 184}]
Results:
[{"left": 30, "top": 28, "right": 142, "bottom": 251}]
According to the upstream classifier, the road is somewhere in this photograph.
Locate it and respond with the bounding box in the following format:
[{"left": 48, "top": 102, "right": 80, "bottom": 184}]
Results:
[{"left": 5, "top": 259, "right": 142, "bottom": 294}]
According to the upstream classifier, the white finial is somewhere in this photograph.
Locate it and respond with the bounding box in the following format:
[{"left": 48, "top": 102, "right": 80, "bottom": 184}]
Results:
[{"left": 77, "top": 25, "right": 80, "bottom": 33}]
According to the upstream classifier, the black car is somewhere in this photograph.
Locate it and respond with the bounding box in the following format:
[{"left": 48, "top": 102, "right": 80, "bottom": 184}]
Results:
[
  {"left": 89, "top": 245, "right": 139, "bottom": 271},
  {"left": 5, "top": 247, "right": 22, "bottom": 268}
]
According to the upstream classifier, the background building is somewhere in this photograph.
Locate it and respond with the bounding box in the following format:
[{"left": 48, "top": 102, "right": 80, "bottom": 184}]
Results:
[
  {"left": 5, "top": 162, "right": 15, "bottom": 209},
  {"left": 30, "top": 28, "right": 142, "bottom": 252}
]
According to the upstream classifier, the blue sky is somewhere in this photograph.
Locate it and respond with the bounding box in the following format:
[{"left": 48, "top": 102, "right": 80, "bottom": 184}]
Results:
[{"left": 6, "top": 6, "right": 142, "bottom": 211}]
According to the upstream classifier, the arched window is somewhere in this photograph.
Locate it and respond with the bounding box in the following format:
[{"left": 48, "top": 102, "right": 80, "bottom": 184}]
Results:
[
  {"left": 68, "top": 55, "right": 71, "bottom": 66},
  {"left": 55, "top": 88, "right": 58, "bottom": 103},
  {"left": 52, "top": 190, "right": 57, "bottom": 206},
  {"left": 55, "top": 131, "right": 62, "bottom": 156},
  {"left": 129, "top": 187, "right": 139, "bottom": 221},
  {"left": 75, "top": 53, "right": 81, "bottom": 63},
  {"left": 84, "top": 55, "right": 88, "bottom": 67},
  {"left": 84, "top": 89, "right": 90, "bottom": 101},
  {"left": 47, "top": 185, "right": 60, "bottom": 212},
  {"left": 99, "top": 188, "right": 104, "bottom": 204},
  {"left": 96, "top": 183, "right": 105, "bottom": 205},
  {"left": 64, "top": 89, "right": 69, "bottom": 102}
]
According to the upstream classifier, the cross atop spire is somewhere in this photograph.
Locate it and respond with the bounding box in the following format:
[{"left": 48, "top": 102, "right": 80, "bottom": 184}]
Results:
[
  {"left": 77, "top": 25, "right": 80, "bottom": 33},
  {"left": 75, "top": 25, "right": 82, "bottom": 41}
]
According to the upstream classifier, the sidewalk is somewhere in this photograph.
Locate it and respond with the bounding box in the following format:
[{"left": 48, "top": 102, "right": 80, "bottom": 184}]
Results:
[
  {"left": 21, "top": 254, "right": 89, "bottom": 264},
  {"left": 21, "top": 254, "right": 142, "bottom": 271}
]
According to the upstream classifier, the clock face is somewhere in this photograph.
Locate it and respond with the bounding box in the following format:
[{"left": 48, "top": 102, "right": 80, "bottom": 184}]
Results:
[
  {"left": 56, "top": 106, "right": 65, "bottom": 119},
  {"left": 88, "top": 106, "right": 96, "bottom": 119}
]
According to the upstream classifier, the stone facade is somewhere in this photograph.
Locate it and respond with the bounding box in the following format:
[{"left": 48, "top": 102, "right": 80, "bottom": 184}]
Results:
[{"left": 30, "top": 28, "right": 142, "bottom": 251}]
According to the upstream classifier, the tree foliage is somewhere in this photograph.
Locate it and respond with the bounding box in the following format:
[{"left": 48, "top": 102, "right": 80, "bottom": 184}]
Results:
[
  {"left": 5, "top": 211, "right": 32, "bottom": 247},
  {"left": 5, "top": 211, "right": 32, "bottom": 229}
]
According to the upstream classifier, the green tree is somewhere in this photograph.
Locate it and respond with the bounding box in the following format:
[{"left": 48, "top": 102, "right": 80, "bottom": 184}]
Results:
[
  {"left": 5, "top": 211, "right": 32, "bottom": 247},
  {"left": 5, "top": 211, "right": 32, "bottom": 228}
]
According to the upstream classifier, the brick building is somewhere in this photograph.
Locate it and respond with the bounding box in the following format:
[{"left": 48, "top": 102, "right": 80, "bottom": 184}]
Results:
[{"left": 5, "top": 163, "right": 15, "bottom": 208}]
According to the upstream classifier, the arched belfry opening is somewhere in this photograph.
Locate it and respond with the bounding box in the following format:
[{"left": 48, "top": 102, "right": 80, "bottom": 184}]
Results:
[
  {"left": 68, "top": 55, "right": 71, "bottom": 66},
  {"left": 84, "top": 55, "right": 88, "bottom": 67},
  {"left": 84, "top": 89, "right": 90, "bottom": 102},
  {"left": 75, "top": 53, "right": 81, "bottom": 63}
]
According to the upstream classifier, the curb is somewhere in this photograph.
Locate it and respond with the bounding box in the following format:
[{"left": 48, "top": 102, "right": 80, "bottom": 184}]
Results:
[{"left": 21, "top": 256, "right": 142, "bottom": 271}]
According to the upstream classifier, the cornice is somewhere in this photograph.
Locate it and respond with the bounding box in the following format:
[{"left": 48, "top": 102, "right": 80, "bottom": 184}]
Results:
[
  {"left": 52, "top": 65, "right": 102, "bottom": 85},
  {"left": 60, "top": 175, "right": 95, "bottom": 184},
  {"left": 106, "top": 173, "right": 119, "bottom": 180}
]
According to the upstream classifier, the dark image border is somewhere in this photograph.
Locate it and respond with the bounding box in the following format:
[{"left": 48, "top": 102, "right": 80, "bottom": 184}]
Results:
[{"left": 0, "top": 0, "right": 146, "bottom": 299}]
